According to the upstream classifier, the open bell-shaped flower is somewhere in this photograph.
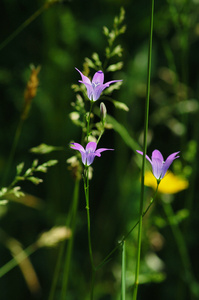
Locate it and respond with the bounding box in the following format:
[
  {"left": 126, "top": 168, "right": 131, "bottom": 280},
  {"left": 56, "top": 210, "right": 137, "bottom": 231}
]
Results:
[
  {"left": 136, "top": 149, "right": 180, "bottom": 181},
  {"left": 70, "top": 141, "right": 114, "bottom": 166},
  {"left": 75, "top": 68, "right": 122, "bottom": 101}
]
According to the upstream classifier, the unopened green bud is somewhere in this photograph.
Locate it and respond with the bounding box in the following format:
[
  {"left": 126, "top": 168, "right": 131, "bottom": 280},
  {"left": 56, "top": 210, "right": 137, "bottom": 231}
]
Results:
[{"left": 100, "top": 102, "right": 107, "bottom": 124}]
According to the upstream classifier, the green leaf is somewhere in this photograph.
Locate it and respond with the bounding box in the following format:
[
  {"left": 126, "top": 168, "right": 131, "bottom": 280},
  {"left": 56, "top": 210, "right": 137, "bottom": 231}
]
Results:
[
  {"left": 11, "top": 186, "right": 25, "bottom": 198},
  {"left": 0, "top": 200, "right": 8, "bottom": 205},
  {"left": 0, "top": 187, "right": 8, "bottom": 198},
  {"left": 106, "top": 62, "right": 123, "bottom": 72},
  {"left": 103, "top": 26, "right": 109, "bottom": 36},
  {"left": 84, "top": 58, "right": 96, "bottom": 69},
  {"left": 111, "top": 99, "right": 129, "bottom": 112},
  {"left": 36, "top": 165, "right": 47, "bottom": 173},
  {"left": 24, "top": 168, "right": 32, "bottom": 177},
  {"left": 103, "top": 81, "right": 123, "bottom": 94},
  {"left": 30, "top": 143, "right": 63, "bottom": 154},
  {"left": 16, "top": 162, "right": 24, "bottom": 175},
  {"left": 27, "top": 177, "right": 43, "bottom": 185},
  {"left": 109, "top": 45, "right": 123, "bottom": 58},
  {"left": 42, "top": 160, "right": 58, "bottom": 167},
  {"left": 32, "top": 159, "right": 39, "bottom": 168}
]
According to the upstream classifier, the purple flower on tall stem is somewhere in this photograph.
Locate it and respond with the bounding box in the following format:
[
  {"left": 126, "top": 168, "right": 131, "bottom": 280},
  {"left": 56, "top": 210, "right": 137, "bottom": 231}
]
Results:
[
  {"left": 70, "top": 141, "right": 114, "bottom": 166},
  {"left": 75, "top": 68, "right": 122, "bottom": 101},
  {"left": 136, "top": 149, "right": 180, "bottom": 181}
]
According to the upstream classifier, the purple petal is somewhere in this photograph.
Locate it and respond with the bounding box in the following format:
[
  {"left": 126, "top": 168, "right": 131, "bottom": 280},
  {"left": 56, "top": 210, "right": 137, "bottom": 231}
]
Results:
[
  {"left": 136, "top": 150, "right": 152, "bottom": 164},
  {"left": 161, "top": 151, "right": 180, "bottom": 179},
  {"left": 75, "top": 68, "right": 91, "bottom": 85},
  {"left": 81, "top": 152, "right": 87, "bottom": 165},
  {"left": 92, "top": 80, "right": 123, "bottom": 101},
  {"left": 95, "top": 148, "right": 114, "bottom": 156},
  {"left": 70, "top": 143, "right": 85, "bottom": 152},
  {"left": 105, "top": 79, "right": 123, "bottom": 85},
  {"left": 79, "top": 82, "right": 93, "bottom": 100},
  {"left": 92, "top": 71, "right": 104, "bottom": 85},
  {"left": 93, "top": 84, "right": 108, "bottom": 101},
  {"left": 151, "top": 158, "right": 163, "bottom": 179},
  {"left": 85, "top": 153, "right": 97, "bottom": 166},
  {"left": 151, "top": 150, "right": 164, "bottom": 163},
  {"left": 86, "top": 142, "right": 97, "bottom": 152}
]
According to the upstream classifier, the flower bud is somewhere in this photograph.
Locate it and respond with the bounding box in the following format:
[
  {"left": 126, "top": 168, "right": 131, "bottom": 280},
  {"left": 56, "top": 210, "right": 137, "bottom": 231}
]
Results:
[{"left": 100, "top": 102, "right": 107, "bottom": 124}]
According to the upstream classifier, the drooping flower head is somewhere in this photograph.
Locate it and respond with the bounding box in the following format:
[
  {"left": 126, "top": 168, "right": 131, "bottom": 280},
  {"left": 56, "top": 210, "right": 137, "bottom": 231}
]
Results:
[
  {"left": 136, "top": 149, "right": 180, "bottom": 181},
  {"left": 75, "top": 68, "right": 122, "bottom": 101},
  {"left": 70, "top": 141, "right": 114, "bottom": 166}
]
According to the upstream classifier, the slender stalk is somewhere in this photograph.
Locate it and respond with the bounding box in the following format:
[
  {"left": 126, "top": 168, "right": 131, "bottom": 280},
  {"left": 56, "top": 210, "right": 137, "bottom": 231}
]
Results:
[
  {"left": 86, "top": 102, "right": 94, "bottom": 143},
  {"left": 83, "top": 167, "right": 96, "bottom": 300},
  {"left": 132, "top": 1, "right": 154, "bottom": 299},
  {"left": 121, "top": 241, "right": 126, "bottom": 300},
  {"left": 84, "top": 167, "right": 95, "bottom": 271},
  {"left": 0, "top": 1, "right": 58, "bottom": 52},
  {"left": 48, "top": 243, "right": 65, "bottom": 300},
  {"left": 96, "top": 185, "right": 159, "bottom": 271},
  {"left": 0, "top": 244, "right": 36, "bottom": 278},
  {"left": 58, "top": 178, "right": 80, "bottom": 300}
]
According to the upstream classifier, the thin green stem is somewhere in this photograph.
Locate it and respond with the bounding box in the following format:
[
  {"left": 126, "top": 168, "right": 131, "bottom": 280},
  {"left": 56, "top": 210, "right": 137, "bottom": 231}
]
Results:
[
  {"left": 96, "top": 185, "right": 159, "bottom": 271},
  {"left": 133, "top": 0, "right": 154, "bottom": 299},
  {"left": 86, "top": 102, "right": 94, "bottom": 143},
  {"left": 83, "top": 167, "right": 96, "bottom": 300},
  {"left": 48, "top": 243, "right": 65, "bottom": 300},
  {"left": 84, "top": 167, "right": 95, "bottom": 271},
  {"left": 121, "top": 241, "right": 126, "bottom": 300},
  {"left": 96, "top": 128, "right": 104, "bottom": 145},
  {"left": 90, "top": 270, "right": 96, "bottom": 300},
  {"left": 0, "top": 244, "right": 36, "bottom": 277},
  {"left": 58, "top": 178, "right": 80, "bottom": 300},
  {"left": 0, "top": 1, "right": 59, "bottom": 52}
]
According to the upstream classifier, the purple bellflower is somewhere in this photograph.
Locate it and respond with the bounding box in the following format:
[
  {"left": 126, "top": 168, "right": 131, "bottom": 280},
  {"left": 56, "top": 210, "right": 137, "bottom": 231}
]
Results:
[
  {"left": 70, "top": 141, "right": 114, "bottom": 166},
  {"left": 75, "top": 68, "right": 122, "bottom": 101},
  {"left": 136, "top": 149, "right": 180, "bottom": 181}
]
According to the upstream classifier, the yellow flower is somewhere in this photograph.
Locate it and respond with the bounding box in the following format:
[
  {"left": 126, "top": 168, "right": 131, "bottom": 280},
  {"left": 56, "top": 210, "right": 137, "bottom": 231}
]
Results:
[{"left": 144, "top": 171, "right": 189, "bottom": 194}]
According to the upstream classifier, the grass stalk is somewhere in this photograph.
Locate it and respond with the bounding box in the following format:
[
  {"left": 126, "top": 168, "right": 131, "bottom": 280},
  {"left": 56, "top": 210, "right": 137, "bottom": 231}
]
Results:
[
  {"left": 0, "top": 1, "right": 59, "bottom": 52},
  {"left": 59, "top": 178, "right": 80, "bottom": 300},
  {"left": 121, "top": 241, "right": 126, "bottom": 300},
  {"left": 132, "top": 0, "right": 154, "bottom": 299}
]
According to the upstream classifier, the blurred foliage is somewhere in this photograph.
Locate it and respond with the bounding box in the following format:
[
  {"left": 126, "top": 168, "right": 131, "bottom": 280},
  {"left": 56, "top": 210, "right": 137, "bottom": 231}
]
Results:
[{"left": 0, "top": 0, "right": 199, "bottom": 300}]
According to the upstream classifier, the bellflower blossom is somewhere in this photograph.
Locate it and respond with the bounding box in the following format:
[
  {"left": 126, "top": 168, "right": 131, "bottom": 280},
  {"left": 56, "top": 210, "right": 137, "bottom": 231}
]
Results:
[
  {"left": 75, "top": 68, "right": 122, "bottom": 101},
  {"left": 136, "top": 149, "right": 180, "bottom": 181},
  {"left": 70, "top": 141, "right": 114, "bottom": 166}
]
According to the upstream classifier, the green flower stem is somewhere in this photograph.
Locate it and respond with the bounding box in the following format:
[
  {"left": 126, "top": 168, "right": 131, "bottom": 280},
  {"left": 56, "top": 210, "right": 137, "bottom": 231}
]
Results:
[
  {"left": 59, "top": 178, "right": 80, "bottom": 300},
  {"left": 0, "top": 244, "right": 36, "bottom": 278},
  {"left": 133, "top": 0, "right": 154, "bottom": 299},
  {"left": 96, "top": 128, "right": 104, "bottom": 145},
  {"left": 96, "top": 184, "right": 159, "bottom": 271},
  {"left": 84, "top": 167, "right": 95, "bottom": 271},
  {"left": 121, "top": 240, "right": 126, "bottom": 300},
  {"left": 48, "top": 243, "right": 65, "bottom": 300},
  {"left": 162, "top": 201, "right": 199, "bottom": 298},
  {"left": 83, "top": 167, "right": 96, "bottom": 300},
  {"left": 0, "top": 1, "right": 59, "bottom": 52},
  {"left": 86, "top": 102, "right": 94, "bottom": 143}
]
